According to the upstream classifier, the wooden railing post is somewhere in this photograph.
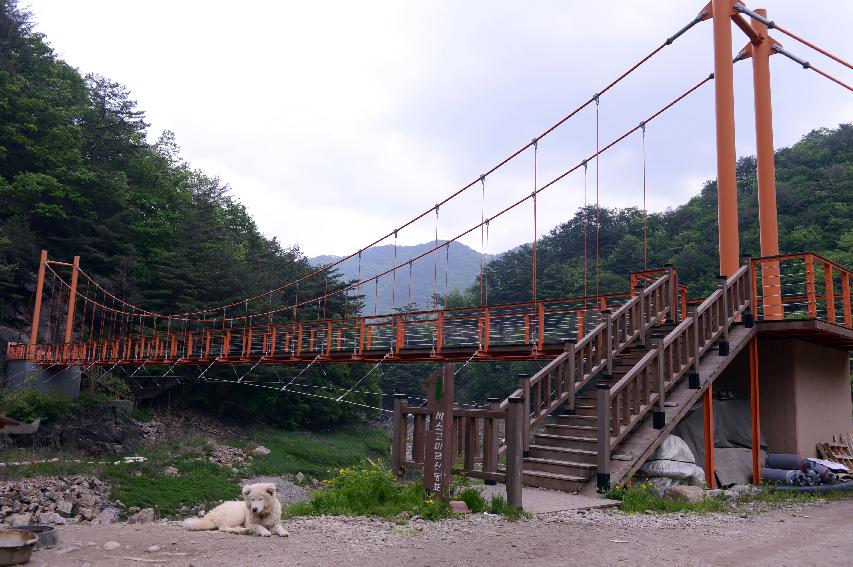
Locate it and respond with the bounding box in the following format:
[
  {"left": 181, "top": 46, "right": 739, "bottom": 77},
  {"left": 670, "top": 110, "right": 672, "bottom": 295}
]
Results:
[
  {"left": 655, "top": 346, "right": 666, "bottom": 429},
  {"left": 391, "top": 394, "right": 407, "bottom": 475},
  {"left": 635, "top": 280, "right": 647, "bottom": 347},
  {"left": 517, "top": 373, "right": 531, "bottom": 456},
  {"left": 689, "top": 309, "right": 701, "bottom": 389},
  {"left": 741, "top": 254, "right": 755, "bottom": 328},
  {"left": 506, "top": 396, "right": 524, "bottom": 509},
  {"left": 596, "top": 383, "right": 611, "bottom": 491},
  {"left": 565, "top": 340, "right": 577, "bottom": 412},
  {"left": 482, "top": 398, "right": 500, "bottom": 483},
  {"left": 804, "top": 254, "right": 817, "bottom": 318},
  {"left": 603, "top": 310, "right": 613, "bottom": 375},
  {"left": 717, "top": 275, "right": 730, "bottom": 356},
  {"left": 664, "top": 264, "right": 675, "bottom": 322}
]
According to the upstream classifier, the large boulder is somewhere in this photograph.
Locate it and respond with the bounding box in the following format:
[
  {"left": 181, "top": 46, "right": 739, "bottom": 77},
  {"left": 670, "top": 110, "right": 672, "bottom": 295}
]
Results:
[
  {"left": 663, "top": 485, "right": 705, "bottom": 503},
  {"left": 11, "top": 402, "right": 142, "bottom": 454}
]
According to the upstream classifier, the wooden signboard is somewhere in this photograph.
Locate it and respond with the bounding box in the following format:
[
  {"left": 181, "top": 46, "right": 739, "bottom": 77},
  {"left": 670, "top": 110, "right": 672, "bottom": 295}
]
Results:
[{"left": 422, "top": 363, "right": 454, "bottom": 499}]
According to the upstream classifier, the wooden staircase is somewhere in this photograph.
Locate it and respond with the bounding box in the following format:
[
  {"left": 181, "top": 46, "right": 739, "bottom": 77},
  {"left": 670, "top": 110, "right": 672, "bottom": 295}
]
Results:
[
  {"left": 391, "top": 262, "right": 755, "bottom": 502},
  {"left": 521, "top": 328, "right": 673, "bottom": 492},
  {"left": 518, "top": 263, "right": 754, "bottom": 494}
]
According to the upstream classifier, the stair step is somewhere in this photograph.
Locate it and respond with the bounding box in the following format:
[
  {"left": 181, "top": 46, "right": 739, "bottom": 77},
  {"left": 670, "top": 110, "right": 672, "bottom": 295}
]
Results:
[
  {"left": 572, "top": 405, "right": 597, "bottom": 417},
  {"left": 524, "top": 457, "right": 596, "bottom": 477},
  {"left": 555, "top": 414, "right": 597, "bottom": 424},
  {"left": 523, "top": 470, "right": 588, "bottom": 492},
  {"left": 545, "top": 424, "right": 597, "bottom": 435},
  {"left": 534, "top": 433, "right": 597, "bottom": 450},
  {"left": 529, "top": 444, "right": 597, "bottom": 464}
]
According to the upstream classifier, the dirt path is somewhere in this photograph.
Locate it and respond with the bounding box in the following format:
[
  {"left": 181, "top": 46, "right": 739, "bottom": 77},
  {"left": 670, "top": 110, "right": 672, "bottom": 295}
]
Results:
[{"left": 29, "top": 498, "right": 853, "bottom": 567}]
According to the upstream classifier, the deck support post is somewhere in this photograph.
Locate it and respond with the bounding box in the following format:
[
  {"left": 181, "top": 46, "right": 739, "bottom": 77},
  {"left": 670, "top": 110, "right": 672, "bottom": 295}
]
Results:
[
  {"left": 704, "top": 383, "right": 716, "bottom": 489},
  {"left": 391, "top": 394, "right": 407, "bottom": 475},
  {"left": 596, "top": 383, "right": 611, "bottom": 491},
  {"left": 506, "top": 396, "right": 524, "bottom": 509},
  {"left": 749, "top": 337, "right": 761, "bottom": 485}
]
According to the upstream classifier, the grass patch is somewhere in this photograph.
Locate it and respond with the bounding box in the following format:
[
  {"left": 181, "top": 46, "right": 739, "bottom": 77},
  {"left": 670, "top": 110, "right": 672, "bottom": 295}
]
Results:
[
  {"left": 284, "top": 462, "right": 527, "bottom": 522},
  {"left": 605, "top": 482, "right": 728, "bottom": 514},
  {"left": 1, "top": 424, "right": 392, "bottom": 518},
  {"left": 0, "top": 448, "right": 98, "bottom": 481},
  {"left": 743, "top": 485, "right": 852, "bottom": 505},
  {"left": 103, "top": 458, "right": 240, "bottom": 516},
  {"left": 606, "top": 481, "right": 853, "bottom": 514},
  {"left": 237, "top": 427, "right": 389, "bottom": 479},
  {"left": 131, "top": 407, "right": 155, "bottom": 422}
]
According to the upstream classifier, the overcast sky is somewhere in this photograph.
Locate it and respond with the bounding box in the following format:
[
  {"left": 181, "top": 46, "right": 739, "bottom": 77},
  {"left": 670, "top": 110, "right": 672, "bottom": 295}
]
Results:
[{"left": 27, "top": 1, "right": 853, "bottom": 257}]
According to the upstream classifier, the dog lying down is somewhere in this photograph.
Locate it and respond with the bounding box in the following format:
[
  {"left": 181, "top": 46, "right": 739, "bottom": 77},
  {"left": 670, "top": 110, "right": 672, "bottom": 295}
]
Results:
[{"left": 182, "top": 482, "right": 289, "bottom": 537}]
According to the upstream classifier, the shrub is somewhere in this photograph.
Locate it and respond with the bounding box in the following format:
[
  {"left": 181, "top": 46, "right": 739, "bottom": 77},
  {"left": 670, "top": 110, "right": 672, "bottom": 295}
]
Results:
[
  {"left": 455, "top": 487, "right": 486, "bottom": 513},
  {"left": 0, "top": 389, "right": 73, "bottom": 422},
  {"left": 284, "top": 460, "right": 452, "bottom": 520},
  {"left": 486, "top": 494, "right": 527, "bottom": 521}
]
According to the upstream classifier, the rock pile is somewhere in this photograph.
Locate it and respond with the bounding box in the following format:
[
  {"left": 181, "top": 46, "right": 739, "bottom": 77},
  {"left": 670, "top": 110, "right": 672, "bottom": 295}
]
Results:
[
  {"left": 0, "top": 475, "right": 117, "bottom": 526},
  {"left": 209, "top": 445, "right": 252, "bottom": 469},
  {"left": 137, "top": 418, "right": 165, "bottom": 445}
]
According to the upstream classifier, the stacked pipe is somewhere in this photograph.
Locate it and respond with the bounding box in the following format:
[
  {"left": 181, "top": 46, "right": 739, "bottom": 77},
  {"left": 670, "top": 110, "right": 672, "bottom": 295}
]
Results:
[{"left": 761, "top": 454, "right": 841, "bottom": 486}]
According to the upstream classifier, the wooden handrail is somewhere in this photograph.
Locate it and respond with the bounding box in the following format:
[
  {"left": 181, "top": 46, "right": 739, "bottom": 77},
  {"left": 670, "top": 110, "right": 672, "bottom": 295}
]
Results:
[
  {"left": 598, "top": 261, "right": 753, "bottom": 486},
  {"left": 609, "top": 349, "right": 657, "bottom": 396}
]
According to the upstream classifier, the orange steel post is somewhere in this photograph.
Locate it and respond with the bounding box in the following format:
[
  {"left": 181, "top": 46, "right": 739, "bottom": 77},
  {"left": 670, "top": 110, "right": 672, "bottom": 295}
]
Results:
[
  {"left": 842, "top": 273, "right": 851, "bottom": 327},
  {"left": 749, "top": 337, "right": 761, "bottom": 485},
  {"left": 750, "top": 8, "right": 783, "bottom": 319},
  {"left": 824, "top": 263, "right": 835, "bottom": 324},
  {"left": 703, "top": 383, "right": 716, "bottom": 489},
  {"left": 483, "top": 307, "right": 491, "bottom": 352},
  {"left": 712, "top": 0, "right": 740, "bottom": 277},
  {"left": 29, "top": 250, "right": 49, "bottom": 358},
  {"left": 537, "top": 302, "right": 545, "bottom": 353},
  {"left": 63, "top": 256, "right": 81, "bottom": 349}
]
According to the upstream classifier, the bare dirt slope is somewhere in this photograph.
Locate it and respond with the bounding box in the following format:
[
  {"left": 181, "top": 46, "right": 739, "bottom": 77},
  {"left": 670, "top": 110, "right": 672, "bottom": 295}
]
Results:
[{"left": 30, "top": 498, "right": 853, "bottom": 567}]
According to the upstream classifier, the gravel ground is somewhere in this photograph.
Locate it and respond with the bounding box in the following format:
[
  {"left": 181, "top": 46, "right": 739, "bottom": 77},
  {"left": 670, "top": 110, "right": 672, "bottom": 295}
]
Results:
[{"left": 26, "top": 497, "right": 853, "bottom": 566}]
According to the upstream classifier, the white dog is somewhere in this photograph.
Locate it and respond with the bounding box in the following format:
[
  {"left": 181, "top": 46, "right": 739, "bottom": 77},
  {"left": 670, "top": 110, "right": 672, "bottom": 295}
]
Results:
[{"left": 182, "top": 482, "right": 289, "bottom": 537}]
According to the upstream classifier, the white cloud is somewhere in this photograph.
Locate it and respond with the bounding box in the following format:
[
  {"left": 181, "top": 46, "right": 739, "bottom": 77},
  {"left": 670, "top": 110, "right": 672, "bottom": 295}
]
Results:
[{"left": 27, "top": 0, "right": 853, "bottom": 256}]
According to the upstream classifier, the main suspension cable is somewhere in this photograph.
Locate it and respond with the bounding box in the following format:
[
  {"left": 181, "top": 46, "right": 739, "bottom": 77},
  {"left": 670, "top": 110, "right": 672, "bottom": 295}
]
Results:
[{"left": 50, "top": 17, "right": 704, "bottom": 324}]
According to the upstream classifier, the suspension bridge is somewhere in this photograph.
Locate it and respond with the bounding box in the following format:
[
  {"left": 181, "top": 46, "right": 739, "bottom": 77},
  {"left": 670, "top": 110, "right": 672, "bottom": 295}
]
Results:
[{"left": 6, "top": 1, "right": 853, "bottom": 503}]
